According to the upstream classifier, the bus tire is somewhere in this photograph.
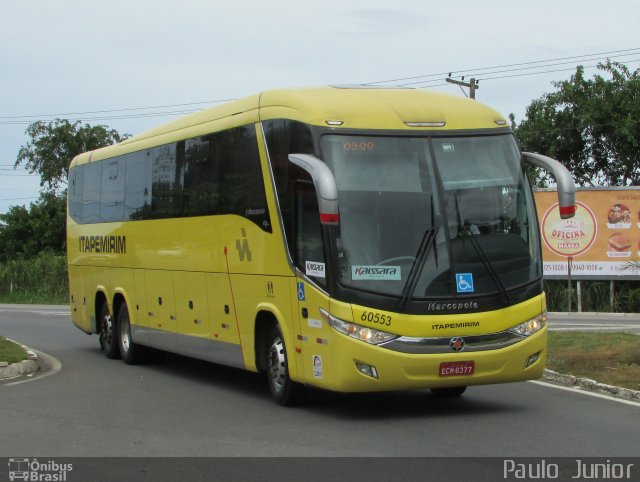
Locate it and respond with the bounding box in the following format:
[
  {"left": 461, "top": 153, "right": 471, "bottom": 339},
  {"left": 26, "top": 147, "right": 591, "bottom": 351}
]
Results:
[
  {"left": 431, "top": 386, "right": 467, "bottom": 397},
  {"left": 99, "top": 301, "right": 120, "bottom": 359},
  {"left": 118, "top": 301, "right": 146, "bottom": 365},
  {"left": 266, "top": 324, "right": 303, "bottom": 406}
]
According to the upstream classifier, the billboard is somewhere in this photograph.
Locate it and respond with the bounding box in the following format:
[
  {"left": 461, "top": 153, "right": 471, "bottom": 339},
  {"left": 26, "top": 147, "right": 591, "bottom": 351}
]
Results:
[{"left": 534, "top": 188, "right": 640, "bottom": 279}]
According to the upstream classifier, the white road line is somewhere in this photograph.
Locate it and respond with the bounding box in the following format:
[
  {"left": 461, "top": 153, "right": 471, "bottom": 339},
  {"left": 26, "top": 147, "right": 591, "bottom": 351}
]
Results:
[
  {"left": 529, "top": 380, "right": 640, "bottom": 407},
  {"left": 5, "top": 349, "right": 62, "bottom": 386},
  {"left": 550, "top": 327, "right": 640, "bottom": 331}
]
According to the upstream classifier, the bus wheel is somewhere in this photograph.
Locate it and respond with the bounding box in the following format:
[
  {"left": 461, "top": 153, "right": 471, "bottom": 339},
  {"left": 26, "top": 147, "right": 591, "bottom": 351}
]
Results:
[
  {"left": 99, "top": 302, "right": 120, "bottom": 359},
  {"left": 431, "top": 386, "right": 467, "bottom": 397},
  {"left": 118, "top": 302, "right": 146, "bottom": 365},
  {"left": 266, "top": 325, "right": 303, "bottom": 406}
]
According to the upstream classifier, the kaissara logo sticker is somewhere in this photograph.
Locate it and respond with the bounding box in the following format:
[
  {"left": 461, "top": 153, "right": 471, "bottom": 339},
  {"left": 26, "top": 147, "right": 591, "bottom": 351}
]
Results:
[
  {"left": 352, "top": 266, "right": 401, "bottom": 281},
  {"left": 305, "top": 261, "right": 325, "bottom": 278}
]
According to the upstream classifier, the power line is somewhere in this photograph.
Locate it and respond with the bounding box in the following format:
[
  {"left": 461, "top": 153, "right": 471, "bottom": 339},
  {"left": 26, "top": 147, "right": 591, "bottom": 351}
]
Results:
[
  {"left": 402, "top": 59, "right": 640, "bottom": 87},
  {"left": 0, "top": 196, "right": 38, "bottom": 201},
  {"left": 0, "top": 48, "right": 637, "bottom": 126},
  {"left": 0, "top": 109, "right": 205, "bottom": 126},
  {"left": 0, "top": 99, "right": 235, "bottom": 121},
  {"left": 364, "top": 47, "right": 640, "bottom": 85},
  {"left": 479, "top": 60, "right": 640, "bottom": 82}
]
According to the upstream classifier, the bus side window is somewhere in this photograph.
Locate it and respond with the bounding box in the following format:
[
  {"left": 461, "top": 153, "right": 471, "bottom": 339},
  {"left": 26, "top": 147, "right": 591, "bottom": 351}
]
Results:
[
  {"left": 100, "top": 159, "right": 125, "bottom": 222},
  {"left": 82, "top": 162, "right": 102, "bottom": 224},
  {"left": 182, "top": 137, "right": 221, "bottom": 216},
  {"left": 293, "top": 181, "right": 326, "bottom": 286},
  {"left": 68, "top": 167, "right": 84, "bottom": 223},
  {"left": 125, "top": 150, "right": 152, "bottom": 220}
]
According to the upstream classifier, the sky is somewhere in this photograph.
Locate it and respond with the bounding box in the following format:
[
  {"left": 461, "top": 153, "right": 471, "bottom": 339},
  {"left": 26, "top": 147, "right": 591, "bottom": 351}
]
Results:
[{"left": 1, "top": 0, "right": 639, "bottom": 215}]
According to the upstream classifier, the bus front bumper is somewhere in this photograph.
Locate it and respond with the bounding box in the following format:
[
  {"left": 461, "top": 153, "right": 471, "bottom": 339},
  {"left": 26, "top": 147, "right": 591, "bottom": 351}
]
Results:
[{"left": 308, "top": 327, "right": 547, "bottom": 393}]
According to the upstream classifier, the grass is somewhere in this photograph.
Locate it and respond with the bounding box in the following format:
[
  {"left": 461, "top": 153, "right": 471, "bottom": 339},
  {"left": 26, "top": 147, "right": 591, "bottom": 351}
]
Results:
[
  {"left": 0, "top": 292, "right": 68, "bottom": 305},
  {"left": 547, "top": 332, "right": 640, "bottom": 391},
  {"left": 0, "top": 253, "right": 69, "bottom": 305},
  {"left": 0, "top": 336, "right": 30, "bottom": 364}
]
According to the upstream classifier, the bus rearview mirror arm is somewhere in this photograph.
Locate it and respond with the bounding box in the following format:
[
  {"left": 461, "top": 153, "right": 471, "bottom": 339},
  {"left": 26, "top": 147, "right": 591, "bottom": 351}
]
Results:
[
  {"left": 288, "top": 154, "right": 340, "bottom": 224},
  {"left": 523, "top": 152, "right": 576, "bottom": 219}
]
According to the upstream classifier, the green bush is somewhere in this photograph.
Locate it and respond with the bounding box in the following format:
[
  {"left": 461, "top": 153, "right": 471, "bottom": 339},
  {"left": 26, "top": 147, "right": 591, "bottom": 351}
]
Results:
[
  {"left": 0, "top": 253, "right": 68, "bottom": 304},
  {"left": 544, "top": 279, "right": 640, "bottom": 313}
]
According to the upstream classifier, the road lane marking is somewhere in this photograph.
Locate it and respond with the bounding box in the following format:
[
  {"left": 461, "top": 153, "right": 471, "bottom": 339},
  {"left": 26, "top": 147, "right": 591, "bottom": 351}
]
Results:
[
  {"left": 530, "top": 380, "right": 640, "bottom": 407},
  {"left": 5, "top": 349, "right": 62, "bottom": 386},
  {"left": 0, "top": 308, "right": 70, "bottom": 316}
]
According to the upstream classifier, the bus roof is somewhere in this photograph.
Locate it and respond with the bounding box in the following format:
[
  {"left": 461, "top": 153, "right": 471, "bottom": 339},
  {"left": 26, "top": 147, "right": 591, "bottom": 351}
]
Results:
[{"left": 71, "top": 86, "right": 508, "bottom": 166}]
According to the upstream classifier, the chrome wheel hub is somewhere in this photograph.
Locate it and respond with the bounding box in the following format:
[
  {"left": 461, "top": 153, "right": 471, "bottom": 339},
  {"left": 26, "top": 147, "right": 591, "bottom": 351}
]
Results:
[{"left": 268, "top": 336, "right": 286, "bottom": 392}]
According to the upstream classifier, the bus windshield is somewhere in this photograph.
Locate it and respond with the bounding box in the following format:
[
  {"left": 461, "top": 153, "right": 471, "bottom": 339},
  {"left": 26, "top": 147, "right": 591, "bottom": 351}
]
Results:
[{"left": 321, "top": 134, "right": 542, "bottom": 300}]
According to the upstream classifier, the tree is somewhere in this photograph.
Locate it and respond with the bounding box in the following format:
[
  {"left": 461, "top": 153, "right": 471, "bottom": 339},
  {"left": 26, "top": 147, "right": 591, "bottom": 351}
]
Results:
[
  {"left": 15, "top": 119, "right": 128, "bottom": 193},
  {"left": 3, "top": 119, "right": 128, "bottom": 261},
  {"left": 0, "top": 192, "right": 67, "bottom": 261},
  {"left": 513, "top": 61, "right": 640, "bottom": 187}
]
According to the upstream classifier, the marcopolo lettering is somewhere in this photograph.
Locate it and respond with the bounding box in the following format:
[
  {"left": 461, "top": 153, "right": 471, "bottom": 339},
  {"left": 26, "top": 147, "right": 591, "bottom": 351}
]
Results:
[
  {"left": 79, "top": 235, "right": 126, "bottom": 254},
  {"left": 427, "top": 301, "right": 479, "bottom": 312},
  {"left": 245, "top": 208, "right": 266, "bottom": 216}
]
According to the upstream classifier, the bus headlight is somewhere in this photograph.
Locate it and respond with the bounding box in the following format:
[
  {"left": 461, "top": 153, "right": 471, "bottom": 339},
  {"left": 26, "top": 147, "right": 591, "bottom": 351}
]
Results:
[
  {"left": 319, "top": 308, "right": 398, "bottom": 345},
  {"left": 508, "top": 313, "right": 547, "bottom": 337}
]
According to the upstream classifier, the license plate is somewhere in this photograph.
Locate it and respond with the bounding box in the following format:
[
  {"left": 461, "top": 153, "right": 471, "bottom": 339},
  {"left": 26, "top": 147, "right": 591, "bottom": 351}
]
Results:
[{"left": 439, "top": 361, "right": 475, "bottom": 377}]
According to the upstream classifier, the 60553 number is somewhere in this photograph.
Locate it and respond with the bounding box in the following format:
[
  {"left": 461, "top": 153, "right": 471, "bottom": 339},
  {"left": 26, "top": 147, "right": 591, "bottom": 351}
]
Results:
[{"left": 360, "top": 311, "right": 392, "bottom": 326}]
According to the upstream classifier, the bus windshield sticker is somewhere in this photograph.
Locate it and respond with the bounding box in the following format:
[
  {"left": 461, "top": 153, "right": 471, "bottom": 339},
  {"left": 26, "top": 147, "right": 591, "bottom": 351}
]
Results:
[
  {"left": 456, "top": 273, "right": 475, "bottom": 293},
  {"left": 352, "top": 266, "right": 401, "bottom": 281},
  {"left": 305, "top": 261, "right": 326, "bottom": 278},
  {"left": 442, "top": 143, "right": 455, "bottom": 153}
]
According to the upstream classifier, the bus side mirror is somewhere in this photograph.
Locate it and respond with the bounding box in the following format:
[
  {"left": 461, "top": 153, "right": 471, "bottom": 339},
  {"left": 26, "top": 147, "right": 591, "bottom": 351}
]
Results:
[
  {"left": 288, "top": 154, "right": 339, "bottom": 225},
  {"left": 523, "top": 152, "right": 576, "bottom": 219}
]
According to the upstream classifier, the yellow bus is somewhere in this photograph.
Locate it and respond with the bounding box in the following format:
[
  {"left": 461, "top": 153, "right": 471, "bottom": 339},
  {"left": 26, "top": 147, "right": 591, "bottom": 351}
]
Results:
[{"left": 67, "top": 86, "right": 575, "bottom": 405}]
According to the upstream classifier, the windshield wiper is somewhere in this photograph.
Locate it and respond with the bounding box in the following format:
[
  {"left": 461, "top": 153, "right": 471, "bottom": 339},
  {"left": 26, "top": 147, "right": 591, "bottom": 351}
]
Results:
[
  {"left": 398, "top": 228, "right": 437, "bottom": 311},
  {"left": 463, "top": 233, "right": 510, "bottom": 306},
  {"left": 453, "top": 194, "right": 510, "bottom": 306}
]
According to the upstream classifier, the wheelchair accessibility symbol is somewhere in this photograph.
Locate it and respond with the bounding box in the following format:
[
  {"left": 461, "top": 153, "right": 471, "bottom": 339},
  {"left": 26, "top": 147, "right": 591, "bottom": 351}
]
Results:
[
  {"left": 297, "top": 282, "right": 306, "bottom": 301},
  {"left": 456, "top": 273, "right": 475, "bottom": 293}
]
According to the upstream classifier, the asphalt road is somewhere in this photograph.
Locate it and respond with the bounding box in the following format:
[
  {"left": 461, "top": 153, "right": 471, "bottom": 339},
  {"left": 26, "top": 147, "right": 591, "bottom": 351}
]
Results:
[
  {"left": 1, "top": 304, "right": 638, "bottom": 463},
  {"left": 548, "top": 311, "right": 640, "bottom": 333}
]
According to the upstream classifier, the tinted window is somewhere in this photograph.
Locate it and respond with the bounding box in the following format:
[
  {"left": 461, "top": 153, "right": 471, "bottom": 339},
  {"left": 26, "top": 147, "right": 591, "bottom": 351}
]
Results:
[
  {"left": 82, "top": 162, "right": 101, "bottom": 223},
  {"left": 219, "top": 125, "right": 270, "bottom": 231},
  {"left": 67, "top": 124, "right": 271, "bottom": 231},
  {"left": 151, "top": 144, "right": 179, "bottom": 218},
  {"left": 125, "top": 150, "right": 152, "bottom": 220},
  {"left": 100, "top": 159, "right": 124, "bottom": 222},
  {"left": 263, "top": 120, "right": 315, "bottom": 254},
  {"left": 68, "top": 167, "right": 84, "bottom": 223},
  {"left": 181, "top": 137, "right": 221, "bottom": 216}
]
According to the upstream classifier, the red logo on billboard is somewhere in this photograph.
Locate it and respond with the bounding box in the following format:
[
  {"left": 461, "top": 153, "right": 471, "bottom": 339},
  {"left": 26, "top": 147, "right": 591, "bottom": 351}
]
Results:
[{"left": 541, "top": 201, "right": 597, "bottom": 258}]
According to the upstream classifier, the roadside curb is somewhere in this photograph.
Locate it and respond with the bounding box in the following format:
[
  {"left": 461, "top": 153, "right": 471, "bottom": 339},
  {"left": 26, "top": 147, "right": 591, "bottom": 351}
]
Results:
[
  {"left": 0, "top": 339, "right": 40, "bottom": 380},
  {"left": 543, "top": 368, "right": 640, "bottom": 402}
]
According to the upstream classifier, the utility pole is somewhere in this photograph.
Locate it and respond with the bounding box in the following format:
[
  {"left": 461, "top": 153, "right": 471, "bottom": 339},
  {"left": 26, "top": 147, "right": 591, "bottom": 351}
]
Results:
[{"left": 446, "top": 76, "right": 478, "bottom": 99}]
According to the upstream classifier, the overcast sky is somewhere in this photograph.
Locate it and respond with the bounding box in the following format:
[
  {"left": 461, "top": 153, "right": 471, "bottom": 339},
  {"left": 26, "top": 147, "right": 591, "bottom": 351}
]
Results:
[{"left": 1, "top": 0, "right": 639, "bottom": 214}]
